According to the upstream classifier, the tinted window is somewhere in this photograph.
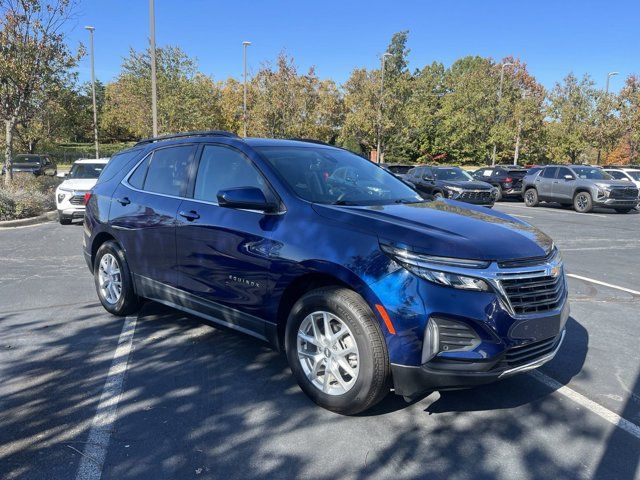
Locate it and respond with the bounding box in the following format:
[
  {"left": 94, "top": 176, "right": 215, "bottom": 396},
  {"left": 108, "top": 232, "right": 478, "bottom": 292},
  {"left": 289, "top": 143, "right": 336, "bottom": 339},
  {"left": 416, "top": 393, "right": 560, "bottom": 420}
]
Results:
[
  {"left": 605, "top": 170, "right": 626, "bottom": 180},
  {"left": 542, "top": 167, "right": 558, "bottom": 178},
  {"left": 68, "top": 163, "right": 105, "bottom": 179},
  {"left": 256, "top": 146, "right": 421, "bottom": 205},
  {"left": 556, "top": 167, "right": 574, "bottom": 179},
  {"left": 143, "top": 145, "right": 196, "bottom": 196},
  {"left": 194, "top": 145, "right": 265, "bottom": 202},
  {"left": 433, "top": 167, "right": 473, "bottom": 181},
  {"left": 422, "top": 167, "right": 433, "bottom": 179},
  {"left": 128, "top": 156, "right": 149, "bottom": 189},
  {"left": 99, "top": 149, "right": 142, "bottom": 183}
]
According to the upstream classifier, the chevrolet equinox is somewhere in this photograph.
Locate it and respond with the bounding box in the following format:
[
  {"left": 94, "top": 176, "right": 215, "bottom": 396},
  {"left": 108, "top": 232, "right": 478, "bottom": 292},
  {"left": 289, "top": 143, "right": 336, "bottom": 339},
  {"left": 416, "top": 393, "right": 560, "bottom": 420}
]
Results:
[{"left": 83, "top": 131, "right": 569, "bottom": 414}]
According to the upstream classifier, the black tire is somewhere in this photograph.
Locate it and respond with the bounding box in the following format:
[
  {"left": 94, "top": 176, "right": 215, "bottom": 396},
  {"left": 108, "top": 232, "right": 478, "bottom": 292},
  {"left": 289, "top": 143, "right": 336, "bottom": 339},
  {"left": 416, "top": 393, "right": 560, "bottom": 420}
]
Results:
[
  {"left": 524, "top": 188, "right": 539, "bottom": 207},
  {"left": 573, "top": 191, "right": 593, "bottom": 213},
  {"left": 494, "top": 187, "right": 503, "bottom": 201},
  {"left": 285, "top": 287, "right": 390, "bottom": 415},
  {"left": 614, "top": 208, "right": 633, "bottom": 214},
  {"left": 433, "top": 191, "right": 444, "bottom": 199},
  {"left": 59, "top": 215, "right": 72, "bottom": 225},
  {"left": 94, "top": 240, "right": 140, "bottom": 316}
]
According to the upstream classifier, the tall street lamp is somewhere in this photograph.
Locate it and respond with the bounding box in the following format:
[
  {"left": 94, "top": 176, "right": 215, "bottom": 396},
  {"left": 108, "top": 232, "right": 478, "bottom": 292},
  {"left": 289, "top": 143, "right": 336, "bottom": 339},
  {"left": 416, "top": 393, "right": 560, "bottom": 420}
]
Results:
[
  {"left": 84, "top": 26, "right": 99, "bottom": 159},
  {"left": 376, "top": 52, "right": 392, "bottom": 164},
  {"left": 242, "top": 41, "right": 251, "bottom": 138},
  {"left": 597, "top": 71, "right": 619, "bottom": 164},
  {"left": 491, "top": 62, "right": 514, "bottom": 166},
  {"left": 149, "top": 0, "right": 158, "bottom": 137}
]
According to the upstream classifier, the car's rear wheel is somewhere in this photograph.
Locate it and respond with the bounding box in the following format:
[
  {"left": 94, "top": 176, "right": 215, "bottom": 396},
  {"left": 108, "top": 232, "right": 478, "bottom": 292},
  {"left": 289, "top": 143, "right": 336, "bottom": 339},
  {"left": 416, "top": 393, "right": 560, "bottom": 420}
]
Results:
[
  {"left": 94, "top": 240, "right": 140, "bottom": 316},
  {"left": 285, "top": 287, "right": 390, "bottom": 415},
  {"left": 574, "top": 192, "right": 593, "bottom": 213},
  {"left": 524, "top": 188, "right": 539, "bottom": 207}
]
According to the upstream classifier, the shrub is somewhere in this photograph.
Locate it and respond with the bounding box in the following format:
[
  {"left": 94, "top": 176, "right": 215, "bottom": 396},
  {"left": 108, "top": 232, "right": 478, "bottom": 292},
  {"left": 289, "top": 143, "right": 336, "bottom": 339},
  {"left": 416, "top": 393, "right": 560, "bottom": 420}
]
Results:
[{"left": 0, "top": 173, "right": 58, "bottom": 221}]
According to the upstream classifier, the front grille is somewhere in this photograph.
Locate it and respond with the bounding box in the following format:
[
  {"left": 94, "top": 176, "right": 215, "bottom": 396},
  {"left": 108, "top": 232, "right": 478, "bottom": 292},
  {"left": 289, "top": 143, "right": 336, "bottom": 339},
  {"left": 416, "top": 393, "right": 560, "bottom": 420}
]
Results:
[
  {"left": 459, "top": 190, "right": 492, "bottom": 201},
  {"left": 69, "top": 195, "right": 84, "bottom": 205},
  {"left": 500, "top": 272, "right": 565, "bottom": 315},
  {"left": 609, "top": 187, "right": 639, "bottom": 199},
  {"left": 498, "top": 249, "right": 555, "bottom": 269},
  {"left": 501, "top": 335, "right": 560, "bottom": 368}
]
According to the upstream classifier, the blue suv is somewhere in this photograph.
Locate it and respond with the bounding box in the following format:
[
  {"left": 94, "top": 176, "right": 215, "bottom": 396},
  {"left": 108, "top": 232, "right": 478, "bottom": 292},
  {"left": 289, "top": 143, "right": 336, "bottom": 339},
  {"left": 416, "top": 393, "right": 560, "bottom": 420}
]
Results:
[{"left": 83, "top": 131, "right": 569, "bottom": 414}]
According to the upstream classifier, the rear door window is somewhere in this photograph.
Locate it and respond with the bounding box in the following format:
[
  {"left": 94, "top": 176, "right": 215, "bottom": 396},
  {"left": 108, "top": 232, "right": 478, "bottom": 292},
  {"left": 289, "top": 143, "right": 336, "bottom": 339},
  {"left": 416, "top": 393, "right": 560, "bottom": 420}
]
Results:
[
  {"left": 541, "top": 167, "right": 558, "bottom": 178},
  {"left": 142, "top": 145, "right": 197, "bottom": 197}
]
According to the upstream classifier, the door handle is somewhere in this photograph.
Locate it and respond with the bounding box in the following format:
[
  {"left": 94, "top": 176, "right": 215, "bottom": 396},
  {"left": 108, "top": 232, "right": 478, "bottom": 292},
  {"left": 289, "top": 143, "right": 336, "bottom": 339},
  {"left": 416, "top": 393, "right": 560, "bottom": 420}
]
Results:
[
  {"left": 179, "top": 210, "right": 200, "bottom": 221},
  {"left": 117, "top": 197, "right": 131, "bottom": 206},
  {"left": 552, "top": 181, "right": 559, "bottom": 184}
]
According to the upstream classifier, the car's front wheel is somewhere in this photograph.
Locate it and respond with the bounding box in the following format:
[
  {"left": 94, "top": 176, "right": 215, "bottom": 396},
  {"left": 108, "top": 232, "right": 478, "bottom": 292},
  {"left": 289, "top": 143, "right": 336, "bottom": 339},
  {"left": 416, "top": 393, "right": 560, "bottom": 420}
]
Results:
[
  {"left": 285, "top": 287, "right": 390, "bottom": 415},
  {"left": 94, "top": 240, "right": 140, "bottom": 316},
  {"left": 574, "top": 192, "right": 593, "bottom": 213}
]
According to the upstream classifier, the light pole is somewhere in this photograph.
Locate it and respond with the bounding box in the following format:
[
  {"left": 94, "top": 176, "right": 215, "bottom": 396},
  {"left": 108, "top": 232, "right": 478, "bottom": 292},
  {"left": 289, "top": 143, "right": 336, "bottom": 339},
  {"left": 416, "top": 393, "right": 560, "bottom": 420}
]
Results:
[
  {"left": 491, "top": 62, "right": 514, "bottom": 166},
  {"left": 149, "top": 0, "right": 158, "bottom": 137},
  {"left": 376, "top": 52, "right": 392, "bottom": 164},
  {"left": 597, "top": 71, "right": 619, "bottom": 164},
  {"left": 84, "top": 26, "right": 99, "bottom": 159},
  {"left": 242, "top": 41, "right": 251, "bottom": 138}
]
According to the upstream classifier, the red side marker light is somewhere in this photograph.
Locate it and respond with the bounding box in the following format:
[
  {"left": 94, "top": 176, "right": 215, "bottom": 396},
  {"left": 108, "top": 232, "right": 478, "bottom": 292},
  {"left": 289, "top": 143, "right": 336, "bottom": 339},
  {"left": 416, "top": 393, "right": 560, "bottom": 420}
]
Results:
[{"left": 375, "top": 304, "right": 396, "bottom": 335}]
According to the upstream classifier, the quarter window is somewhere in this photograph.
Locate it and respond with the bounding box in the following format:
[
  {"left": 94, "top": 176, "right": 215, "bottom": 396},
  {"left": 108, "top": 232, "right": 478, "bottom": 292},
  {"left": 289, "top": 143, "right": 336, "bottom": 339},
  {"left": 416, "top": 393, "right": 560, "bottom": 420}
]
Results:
[
  {"left": 193, "top": 145, "right": 266, "bottom": 202},
  {"left": 542, "top": 167, "right": 558, "bottom": 179}
]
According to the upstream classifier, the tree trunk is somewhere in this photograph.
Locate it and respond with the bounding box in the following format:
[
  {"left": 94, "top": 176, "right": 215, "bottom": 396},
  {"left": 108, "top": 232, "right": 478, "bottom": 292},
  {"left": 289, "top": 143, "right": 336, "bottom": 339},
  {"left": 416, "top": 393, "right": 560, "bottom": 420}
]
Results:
[
  {"left": 4, "top": 119, "right": 14, "bottom": 186},
  {"left": 513, "top": 120, "right": 522, "bottom": 166}
]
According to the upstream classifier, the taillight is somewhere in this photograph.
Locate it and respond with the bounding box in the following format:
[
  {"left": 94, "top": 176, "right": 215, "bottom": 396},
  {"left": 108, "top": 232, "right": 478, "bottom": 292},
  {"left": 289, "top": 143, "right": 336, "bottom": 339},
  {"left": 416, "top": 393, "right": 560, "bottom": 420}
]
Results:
[
  {"left": 83, "top": 192, "right": 92, "bottom": 205},
  {"left": 504, "top": 176, "right": 513, "bottom": 183}
]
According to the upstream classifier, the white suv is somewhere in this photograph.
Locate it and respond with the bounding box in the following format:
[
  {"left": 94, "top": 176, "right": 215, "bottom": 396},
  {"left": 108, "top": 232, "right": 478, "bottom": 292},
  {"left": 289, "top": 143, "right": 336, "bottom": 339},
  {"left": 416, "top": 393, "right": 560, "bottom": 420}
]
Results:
[
  {"left": 56, "top": 158, "right": 109, "bottom": 224},
  {"left": 603, "top": 167, "right": 640, "bottom": 189}
]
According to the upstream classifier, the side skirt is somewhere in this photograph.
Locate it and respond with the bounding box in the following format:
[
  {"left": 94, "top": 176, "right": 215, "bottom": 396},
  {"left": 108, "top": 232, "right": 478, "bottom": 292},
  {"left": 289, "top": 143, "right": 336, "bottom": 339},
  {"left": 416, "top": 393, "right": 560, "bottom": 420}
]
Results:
[{"left": 134, "top": 274, "right": 273, "bottom": 343}]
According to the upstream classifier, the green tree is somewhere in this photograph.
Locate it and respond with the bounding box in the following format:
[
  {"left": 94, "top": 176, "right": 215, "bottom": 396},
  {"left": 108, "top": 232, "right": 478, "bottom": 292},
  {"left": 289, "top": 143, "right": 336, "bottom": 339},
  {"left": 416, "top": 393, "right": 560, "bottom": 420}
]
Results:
[
  {"left": 616, "top": 74, "right": 640, "bottom": 163},
  {"left": 0, "top": 0, "right": 81, "bottom": 184},
  {"left": 101, "top": 45, "right": 223, "bottom": 140},
  {"left": 546, "top": 73, "right": 597, "bottom": 163}
]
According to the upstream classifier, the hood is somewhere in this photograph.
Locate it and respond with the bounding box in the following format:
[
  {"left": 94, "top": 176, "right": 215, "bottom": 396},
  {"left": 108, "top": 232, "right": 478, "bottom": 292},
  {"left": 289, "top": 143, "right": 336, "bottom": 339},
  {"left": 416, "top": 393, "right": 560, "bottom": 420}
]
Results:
[
  {"left": 439, "top": 179, "right": 493, "bottom": 190},
  {"left": 591, "top": 179, "right": 639, "bottom": 189},
  {"left": 313, "top": 200, "right": 553, "bottom": 262},
  {"left": 57, "top": 178, "right": 98, "bottom": 192}
]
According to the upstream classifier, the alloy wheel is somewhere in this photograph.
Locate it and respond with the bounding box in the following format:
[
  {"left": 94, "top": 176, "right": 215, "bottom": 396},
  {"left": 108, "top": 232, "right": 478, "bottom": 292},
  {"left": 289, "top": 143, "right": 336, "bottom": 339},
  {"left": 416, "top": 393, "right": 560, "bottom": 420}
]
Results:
[
  {"left": 98, "top": 253, "right": 122, "bottom": 304},
  {"left": 296, "top": 311, "right": 360, "bottom": 395},
  {"left": 576, "top": 194, "right": 588, "bottom": 211}
]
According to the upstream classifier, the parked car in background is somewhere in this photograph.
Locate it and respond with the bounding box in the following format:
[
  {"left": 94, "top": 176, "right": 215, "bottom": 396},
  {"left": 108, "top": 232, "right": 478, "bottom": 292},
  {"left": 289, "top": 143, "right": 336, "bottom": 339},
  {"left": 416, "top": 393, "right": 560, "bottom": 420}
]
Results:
[
  {"left": 603, "top": 166, "right": 640, "bottom": 189},
  {"left": 56, "top": 158, "right": 109, "bottom": 224},
  {"left": 522, "top": 165, "right": 639, "bottom": 213},
  {"left": 472, "top": 165, "right": 528, "bottom": 200},
  {"left": 380, "top": 163, "right": 414, "bottom": 178},
  {"left": 404, "top": 165, "right": 497, "bottom": 206},
  {"left": 1, "top": 154, "right": 56, "bottom": 176},
  {"left": 83, "top": 131, "right": 568, "bottom": 414}
]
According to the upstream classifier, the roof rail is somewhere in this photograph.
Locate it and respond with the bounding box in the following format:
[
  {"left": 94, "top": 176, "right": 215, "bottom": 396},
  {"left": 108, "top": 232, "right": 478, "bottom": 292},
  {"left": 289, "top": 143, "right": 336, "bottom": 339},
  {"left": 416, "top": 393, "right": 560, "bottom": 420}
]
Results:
[
  {"left": 287, "top": 138, "right": 334, "bottom": 147},
  {"left": 134, "top": 130, "right": 239, "bottom": 146}
]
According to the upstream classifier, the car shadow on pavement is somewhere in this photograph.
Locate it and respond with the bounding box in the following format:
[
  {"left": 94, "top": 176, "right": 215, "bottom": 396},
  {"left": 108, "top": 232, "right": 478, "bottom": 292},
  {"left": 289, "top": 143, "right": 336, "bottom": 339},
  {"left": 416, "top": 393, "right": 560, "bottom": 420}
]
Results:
[{"left": 82, "top": 303, "right": 640, "bottom": 480}]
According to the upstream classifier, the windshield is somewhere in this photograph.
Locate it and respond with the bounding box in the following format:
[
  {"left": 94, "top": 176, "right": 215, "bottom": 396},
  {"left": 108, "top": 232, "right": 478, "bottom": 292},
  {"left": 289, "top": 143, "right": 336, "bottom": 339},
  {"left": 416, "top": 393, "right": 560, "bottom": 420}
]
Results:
[
  {"left": 572, "top": 167, "right": 612, "bottom": 180},
  {"left": 256, "top": 146, "right": 423, "bottom": 205},
  {"left": 68, "top": 163, "right": 105, "bottom": 179},
  {"left": 432, "top": 167, "right": 473, "bottom": 181},
  {"left": 14, "top": 155, "right": 40, "bottom": 164},
  {"left": 627, "top": 171, "right": 640, "bottom": 181}
]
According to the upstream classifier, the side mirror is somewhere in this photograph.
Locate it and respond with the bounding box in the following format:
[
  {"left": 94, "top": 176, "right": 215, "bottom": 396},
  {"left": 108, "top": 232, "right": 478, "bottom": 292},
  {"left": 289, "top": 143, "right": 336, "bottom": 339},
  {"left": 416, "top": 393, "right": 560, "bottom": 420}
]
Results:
[
  {"left": 563, "top": 174, "right": 575, "bottom": 181},
  {"left": 217, "top": 187, "right": 277, "bottom": 213},
  {"left": 57, "top": 171, "right": 67, "bottom": 178}
]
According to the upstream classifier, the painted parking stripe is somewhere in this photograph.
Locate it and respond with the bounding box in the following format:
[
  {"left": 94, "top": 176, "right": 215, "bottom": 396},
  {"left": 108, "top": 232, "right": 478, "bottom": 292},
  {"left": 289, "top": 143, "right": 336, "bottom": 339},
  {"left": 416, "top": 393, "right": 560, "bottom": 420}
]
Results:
[
  {"left": 567, "top": 273, "right": 640, "bottom": 296},
  {"left": 530, "top": 370, "right": 640, "bottom": 440},
  {"left": 75, "top": 315, "right": 137, "bottom": 480}
]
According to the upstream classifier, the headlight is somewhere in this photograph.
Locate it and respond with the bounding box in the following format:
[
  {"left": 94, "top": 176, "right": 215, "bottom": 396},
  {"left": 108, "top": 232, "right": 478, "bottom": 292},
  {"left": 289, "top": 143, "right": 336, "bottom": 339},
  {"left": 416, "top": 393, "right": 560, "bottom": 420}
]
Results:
[
  {"left": 444, "top": 186, "right": 464, "bottom": 198},
  {"left": 381, "top": 244, "right": 492, "bottom": 291},
  {"left": 595, "top": 184, "right": 611, "bottom": 197}
]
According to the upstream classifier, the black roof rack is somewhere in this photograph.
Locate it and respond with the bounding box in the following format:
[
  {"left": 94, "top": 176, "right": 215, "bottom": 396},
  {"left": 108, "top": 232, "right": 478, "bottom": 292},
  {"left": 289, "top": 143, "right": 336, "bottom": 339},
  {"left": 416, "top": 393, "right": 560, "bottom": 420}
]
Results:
[
  {"left": 287, "top": 138, "right": 334, "bottom": 147},
  {"left": 135, "top": 130, "right": 239, "bottom": 146}
]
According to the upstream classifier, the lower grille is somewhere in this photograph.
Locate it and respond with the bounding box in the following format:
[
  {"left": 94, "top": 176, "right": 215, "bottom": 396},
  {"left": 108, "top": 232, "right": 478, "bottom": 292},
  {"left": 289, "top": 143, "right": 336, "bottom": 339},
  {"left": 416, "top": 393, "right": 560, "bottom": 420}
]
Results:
[
  {"left": 69, "top": 195, "right": 84, "bottom": 205},
  {"left": 500, "top": 272, "right": 565, "bottom": 315},
  {"left": 433, "top": 318, "right": 480, "bottom": 352},
  {"left": 501, "top": 335, "right": 560, "bottom": 368}
]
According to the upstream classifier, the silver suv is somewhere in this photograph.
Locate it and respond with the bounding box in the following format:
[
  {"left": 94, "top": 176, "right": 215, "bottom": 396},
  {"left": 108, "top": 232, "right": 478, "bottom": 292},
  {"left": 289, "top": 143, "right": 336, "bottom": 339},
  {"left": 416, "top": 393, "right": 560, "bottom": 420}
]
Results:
[{"left": 522, "top": 165, "right": 639, "bottom": 213}]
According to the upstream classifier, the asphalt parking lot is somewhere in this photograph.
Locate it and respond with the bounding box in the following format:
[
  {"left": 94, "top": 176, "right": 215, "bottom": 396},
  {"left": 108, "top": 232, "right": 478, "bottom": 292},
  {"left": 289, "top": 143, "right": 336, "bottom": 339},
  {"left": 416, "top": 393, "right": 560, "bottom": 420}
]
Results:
[{"left": 0, "top": 203, "right": 639, "bottom": 480}]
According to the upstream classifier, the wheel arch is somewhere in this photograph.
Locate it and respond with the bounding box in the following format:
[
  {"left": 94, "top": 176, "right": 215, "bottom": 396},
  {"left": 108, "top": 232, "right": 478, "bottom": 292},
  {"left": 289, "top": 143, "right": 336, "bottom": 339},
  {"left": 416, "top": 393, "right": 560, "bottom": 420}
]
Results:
[{"left": 91, "top": 231, "right": 117, "bottom": 269}]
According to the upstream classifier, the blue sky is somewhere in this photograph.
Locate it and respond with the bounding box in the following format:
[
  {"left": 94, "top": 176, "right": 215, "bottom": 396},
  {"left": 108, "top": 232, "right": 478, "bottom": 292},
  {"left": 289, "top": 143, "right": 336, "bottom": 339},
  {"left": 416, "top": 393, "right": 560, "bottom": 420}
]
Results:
[{"left": 66, "top": 0, "right": 639, "bottom": 93}]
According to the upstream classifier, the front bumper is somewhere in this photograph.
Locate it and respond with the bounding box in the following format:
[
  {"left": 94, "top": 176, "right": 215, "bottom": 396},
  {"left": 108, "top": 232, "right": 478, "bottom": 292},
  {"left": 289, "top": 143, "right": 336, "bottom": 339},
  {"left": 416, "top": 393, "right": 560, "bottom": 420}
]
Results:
[
  {"left": 392, "top": 329, "right": 565, "bottom": 397},
  {"left": 594, "top": 197, "right": 639, "bottom": 208}
]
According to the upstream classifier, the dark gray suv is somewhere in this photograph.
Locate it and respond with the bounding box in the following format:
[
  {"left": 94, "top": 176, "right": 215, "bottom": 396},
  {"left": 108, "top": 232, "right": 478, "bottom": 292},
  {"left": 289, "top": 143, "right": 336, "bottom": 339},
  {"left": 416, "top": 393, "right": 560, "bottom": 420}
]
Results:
[{"left": 522, "top": 165, "right": 639, "bottom": 213}]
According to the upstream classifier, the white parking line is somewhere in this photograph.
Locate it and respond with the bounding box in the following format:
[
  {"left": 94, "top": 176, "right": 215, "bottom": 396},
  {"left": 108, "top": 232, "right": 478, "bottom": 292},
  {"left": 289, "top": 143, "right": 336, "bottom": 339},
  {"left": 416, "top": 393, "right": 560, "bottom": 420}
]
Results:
[
  {"left": 567, "top": 273, "right": 640, "bottom": 295},
  {"left": 497, "top": 203, "right": 610, "bottom": 219},
  {"left": 76, "top": 315, "right": 137, "bottom": 480},
  {"left": 530, "top": 370, "right": 640, "bottom": 440}
]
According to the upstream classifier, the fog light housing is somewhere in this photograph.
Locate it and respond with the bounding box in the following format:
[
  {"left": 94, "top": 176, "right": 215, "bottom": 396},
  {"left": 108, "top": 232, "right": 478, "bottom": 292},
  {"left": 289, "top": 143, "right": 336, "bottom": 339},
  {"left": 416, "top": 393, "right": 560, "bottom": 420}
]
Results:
[
  {"left": 57, "top": 193, "right": 65, "bottom": 203},
  {"left": 422, "top": 317, "right": 481, "bottom": 364}
]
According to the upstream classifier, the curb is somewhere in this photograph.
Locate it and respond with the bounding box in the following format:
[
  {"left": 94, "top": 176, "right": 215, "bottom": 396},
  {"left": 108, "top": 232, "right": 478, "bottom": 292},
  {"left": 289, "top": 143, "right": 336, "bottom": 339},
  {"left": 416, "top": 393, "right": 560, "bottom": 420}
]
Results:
[{"left": 0, "top": 210, "right": 58, "bottom": 228}]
